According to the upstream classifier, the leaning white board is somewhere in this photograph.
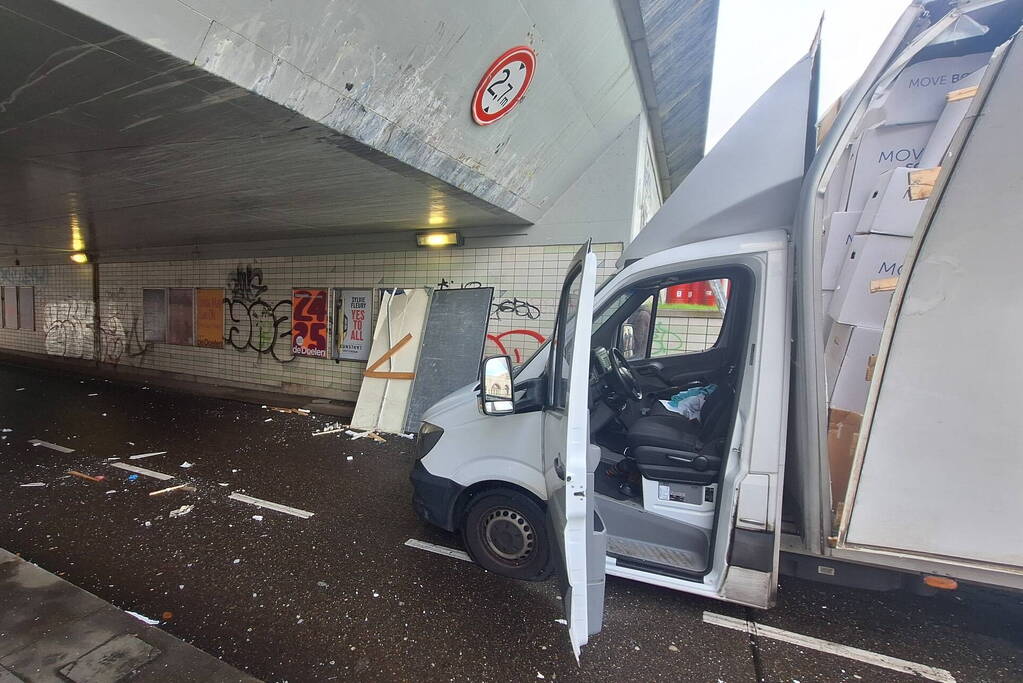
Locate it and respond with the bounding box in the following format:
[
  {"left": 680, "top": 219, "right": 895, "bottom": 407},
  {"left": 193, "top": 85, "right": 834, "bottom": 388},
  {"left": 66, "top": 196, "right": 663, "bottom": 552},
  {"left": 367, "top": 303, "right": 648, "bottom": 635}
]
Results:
[
  {"left": 845, "top": 45, "right": 1023, "bottom": 569},
  {"left": 350, "top": 289, "right": 429, "bottom": 434}
]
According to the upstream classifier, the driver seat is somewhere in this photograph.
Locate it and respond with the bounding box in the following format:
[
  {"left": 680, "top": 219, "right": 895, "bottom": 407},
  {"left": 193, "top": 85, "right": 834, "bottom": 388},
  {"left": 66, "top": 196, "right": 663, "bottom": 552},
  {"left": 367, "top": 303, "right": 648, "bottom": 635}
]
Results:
[{"left": 623, "top": 383, "right": 735, "bottom": 485}]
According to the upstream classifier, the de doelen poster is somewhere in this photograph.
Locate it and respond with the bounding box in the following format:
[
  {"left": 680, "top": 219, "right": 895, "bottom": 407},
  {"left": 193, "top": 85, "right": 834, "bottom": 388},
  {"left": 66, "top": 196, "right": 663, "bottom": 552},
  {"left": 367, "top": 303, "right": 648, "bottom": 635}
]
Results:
[
  {"left": 291, "top": 289, "right": 328, "bottom": 358},
  {"left": 333, "top": 289, "right": 372, "bottom": 362}
]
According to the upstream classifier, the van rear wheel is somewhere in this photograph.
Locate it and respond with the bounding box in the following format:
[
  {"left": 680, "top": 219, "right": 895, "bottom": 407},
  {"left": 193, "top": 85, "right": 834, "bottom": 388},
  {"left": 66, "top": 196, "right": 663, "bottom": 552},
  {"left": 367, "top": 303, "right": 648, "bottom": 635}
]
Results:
[{"left": 462, "top": 489, "right": 552, "bottom": 581}]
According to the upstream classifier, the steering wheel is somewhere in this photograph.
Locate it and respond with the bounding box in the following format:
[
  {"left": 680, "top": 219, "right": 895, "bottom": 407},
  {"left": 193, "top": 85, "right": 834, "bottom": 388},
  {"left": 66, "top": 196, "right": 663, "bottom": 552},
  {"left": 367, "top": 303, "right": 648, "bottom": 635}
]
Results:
[{"left": 608, "top": 348, "right": 643, "bottom": 401}]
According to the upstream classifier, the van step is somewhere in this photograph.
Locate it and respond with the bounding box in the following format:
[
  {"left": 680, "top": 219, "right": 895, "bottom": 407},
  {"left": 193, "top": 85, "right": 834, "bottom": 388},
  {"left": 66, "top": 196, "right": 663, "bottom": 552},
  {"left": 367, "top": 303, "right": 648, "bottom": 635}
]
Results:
[{"left": 607, "top": 535, "right": 704, "bottom": 572}]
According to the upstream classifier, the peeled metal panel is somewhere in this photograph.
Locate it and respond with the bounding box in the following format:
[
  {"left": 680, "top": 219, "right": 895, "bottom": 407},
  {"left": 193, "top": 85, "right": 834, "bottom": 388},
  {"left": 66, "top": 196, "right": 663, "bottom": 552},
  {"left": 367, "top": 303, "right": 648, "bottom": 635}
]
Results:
[
  {"left": 167, "top": 288, "right": 194, "bottom": 345},
  {"left": 351, "top": 289, "right": 429, "bottom": 434},
  {"left": 404, "top": 287, "right": 493, "bottom": 432},
  {"left": 846, "top": 42, "right": 1022, "bottom": 567},
  {"left": 17, "top": 287, "right": 34, "bottom": 330},
  {"left": 2, "top": 286, "right": 16, "bottom": 328},
  {"left": 142, "top": 288, "right": 166, "bottom": 342}
]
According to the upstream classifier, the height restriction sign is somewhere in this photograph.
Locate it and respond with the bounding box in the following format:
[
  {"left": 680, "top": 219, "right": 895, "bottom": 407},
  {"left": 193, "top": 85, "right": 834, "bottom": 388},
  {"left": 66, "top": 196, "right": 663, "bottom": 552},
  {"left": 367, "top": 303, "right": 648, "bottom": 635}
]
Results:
[{"left": 471, "top": 46, "right": 536, "bottom": 125}]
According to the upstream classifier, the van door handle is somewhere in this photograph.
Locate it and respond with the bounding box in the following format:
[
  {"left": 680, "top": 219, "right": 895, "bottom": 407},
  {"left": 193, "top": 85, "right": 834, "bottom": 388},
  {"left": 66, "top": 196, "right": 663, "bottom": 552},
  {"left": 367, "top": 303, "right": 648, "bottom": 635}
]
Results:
[{"left": 554, "top": 457, "right": 566, "bottom": 480}]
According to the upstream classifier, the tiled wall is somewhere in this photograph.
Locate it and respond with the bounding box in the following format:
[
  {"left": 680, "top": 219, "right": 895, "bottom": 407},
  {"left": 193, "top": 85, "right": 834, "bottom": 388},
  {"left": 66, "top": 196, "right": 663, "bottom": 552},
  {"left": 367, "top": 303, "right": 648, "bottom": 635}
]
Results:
[{"left": 0, "top": 244, "right": 622, "bottom": 399}]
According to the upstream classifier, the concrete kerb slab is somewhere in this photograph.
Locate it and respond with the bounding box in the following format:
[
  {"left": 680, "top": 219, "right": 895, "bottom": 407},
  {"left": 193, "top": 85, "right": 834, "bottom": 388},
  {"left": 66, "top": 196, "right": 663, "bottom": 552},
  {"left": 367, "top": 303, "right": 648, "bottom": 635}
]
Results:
[{"left": 0, "top": 550, "right": 258, "bottom": 682}]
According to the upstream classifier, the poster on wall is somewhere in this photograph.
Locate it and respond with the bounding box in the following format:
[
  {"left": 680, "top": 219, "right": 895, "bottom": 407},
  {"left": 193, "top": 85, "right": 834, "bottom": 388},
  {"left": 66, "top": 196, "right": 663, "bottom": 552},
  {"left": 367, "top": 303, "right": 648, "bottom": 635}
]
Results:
[
  {"left": 167, "top": 288, "right": 195, "bottom": 345},
  {"left": 142, "top": 288, "right": 167, "bottom": 342},
  {"left": 195, "top": 288, "right": 224, "bottom": 348},
  {"left": 292, "top": 289, "right": 328, "bottom": 358},
  {"left": 2, "top": 286, "right": 18, "bottom": 329},
  {"left": 17, "top": 287, "right": 34, "bottom": 331},
  {"left": 331, "top": 289, "right": 373, "bottom": 362}
]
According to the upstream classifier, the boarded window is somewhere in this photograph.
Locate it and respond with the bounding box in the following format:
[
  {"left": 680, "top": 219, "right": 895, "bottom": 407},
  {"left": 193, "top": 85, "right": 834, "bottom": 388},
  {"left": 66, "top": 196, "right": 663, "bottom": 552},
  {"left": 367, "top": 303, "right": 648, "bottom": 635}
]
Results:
[
  {"left": 2, "top": 286, "right": 17, "bottom": 329},
  {"left": 17, "top": 287, "right": 34, "bottom": 330}
]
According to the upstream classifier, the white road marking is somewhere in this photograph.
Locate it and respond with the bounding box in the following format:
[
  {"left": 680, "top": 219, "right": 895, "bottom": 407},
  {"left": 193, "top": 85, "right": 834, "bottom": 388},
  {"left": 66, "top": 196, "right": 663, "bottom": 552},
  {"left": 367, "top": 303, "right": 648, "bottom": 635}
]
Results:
[
  {"left": 129, "top": 451, "right": 167, "bottom": 459},
  {"left": 404, "top": 538, "right": 472, "bottom": 563},
  {"left": 28, "top": 439, "right": 75, "bottom": 453},
  {"left": 227, "top": 492, "right": 314, "bottom": 519},
  {"left": 702, "top": 612, "right": 956, "bottom": 683},
  {"left": 109, "top": 462, "right": 174, "bottom": 481}
]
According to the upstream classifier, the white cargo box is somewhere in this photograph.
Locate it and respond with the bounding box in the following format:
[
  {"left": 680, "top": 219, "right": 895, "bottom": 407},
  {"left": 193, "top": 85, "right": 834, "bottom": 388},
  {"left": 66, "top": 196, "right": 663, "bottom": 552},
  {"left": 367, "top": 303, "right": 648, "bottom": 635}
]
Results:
[
  {"left": 918, "top": 68, "right": 986, "bottom": 168},
  {"left": 866, "top": 52, "right": 991, "bottom": 125},
  {"left": 855, "top": 167, "right": 929, "bottom": 238},
  {"left": 825, "top": 323, "right": 882, "bottom": 412},
  {"left": 829, "top": 233, "right": 912, "bottom": 327},
  {"left": 845, "top": 122, "right": 935, "bottom": 212},
  {"left": 821, "top": 211, "right": 861, "bottom": 290}
]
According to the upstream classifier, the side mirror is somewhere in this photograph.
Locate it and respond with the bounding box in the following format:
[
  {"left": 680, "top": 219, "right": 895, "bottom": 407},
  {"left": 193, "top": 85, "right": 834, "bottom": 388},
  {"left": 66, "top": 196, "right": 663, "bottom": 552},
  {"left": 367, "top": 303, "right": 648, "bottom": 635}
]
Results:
[{"left": 480, "top": 355, "right": 515, "bottom": 415}]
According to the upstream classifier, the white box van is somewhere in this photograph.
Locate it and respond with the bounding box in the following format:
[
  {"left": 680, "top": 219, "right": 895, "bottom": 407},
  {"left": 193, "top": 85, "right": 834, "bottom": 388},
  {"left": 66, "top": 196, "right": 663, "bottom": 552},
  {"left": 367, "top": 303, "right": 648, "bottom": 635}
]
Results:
[{"left": 410, "top": 1, "right": 1023, "bottom": 656}]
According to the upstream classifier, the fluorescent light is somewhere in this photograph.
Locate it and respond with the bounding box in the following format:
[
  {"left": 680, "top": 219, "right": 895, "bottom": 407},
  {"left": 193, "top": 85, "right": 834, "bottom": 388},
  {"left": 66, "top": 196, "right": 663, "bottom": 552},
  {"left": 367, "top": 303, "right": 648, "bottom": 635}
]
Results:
[
  {"left": 70, "top": 252, "right": 89, "bottom": 264},
  {"left": 416, "top": 231, "right": 461, "bottom": 248}
]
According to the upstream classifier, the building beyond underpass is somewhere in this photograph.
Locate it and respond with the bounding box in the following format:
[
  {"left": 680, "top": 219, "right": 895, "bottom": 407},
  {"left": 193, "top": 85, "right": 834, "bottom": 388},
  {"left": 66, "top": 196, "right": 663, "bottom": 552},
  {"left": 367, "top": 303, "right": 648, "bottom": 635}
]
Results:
[{"left": 0, "top": 0, "right": 718, "bottom": 402}]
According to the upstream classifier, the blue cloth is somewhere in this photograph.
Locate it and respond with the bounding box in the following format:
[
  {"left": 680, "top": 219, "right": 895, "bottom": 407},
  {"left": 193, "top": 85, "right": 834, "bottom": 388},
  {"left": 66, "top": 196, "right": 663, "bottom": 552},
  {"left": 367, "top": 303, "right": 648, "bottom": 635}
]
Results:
[{"left": 668, "top": 384, "right": 716, "bottom": 409}]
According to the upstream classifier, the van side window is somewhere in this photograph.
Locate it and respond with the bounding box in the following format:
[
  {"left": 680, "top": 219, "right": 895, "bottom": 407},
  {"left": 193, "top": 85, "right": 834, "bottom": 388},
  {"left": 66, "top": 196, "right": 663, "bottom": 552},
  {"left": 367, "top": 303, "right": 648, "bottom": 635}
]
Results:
[{"left": 621, "top": 279, "right": 730, "bottom": 360}]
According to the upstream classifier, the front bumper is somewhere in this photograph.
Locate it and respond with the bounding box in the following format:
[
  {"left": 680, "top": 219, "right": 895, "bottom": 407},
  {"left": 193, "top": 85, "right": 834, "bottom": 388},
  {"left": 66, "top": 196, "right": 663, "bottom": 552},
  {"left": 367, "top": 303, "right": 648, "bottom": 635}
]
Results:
[{"left": 410, "top": 460, "right": 464, "bottom": 532}]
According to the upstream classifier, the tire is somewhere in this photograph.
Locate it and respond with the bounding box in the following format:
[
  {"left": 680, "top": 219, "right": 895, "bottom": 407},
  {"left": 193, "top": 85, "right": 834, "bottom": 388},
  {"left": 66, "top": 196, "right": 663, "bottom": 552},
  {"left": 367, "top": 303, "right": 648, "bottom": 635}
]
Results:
[{"left": 461, "top": 488, "right": 553, "bottom": 581}]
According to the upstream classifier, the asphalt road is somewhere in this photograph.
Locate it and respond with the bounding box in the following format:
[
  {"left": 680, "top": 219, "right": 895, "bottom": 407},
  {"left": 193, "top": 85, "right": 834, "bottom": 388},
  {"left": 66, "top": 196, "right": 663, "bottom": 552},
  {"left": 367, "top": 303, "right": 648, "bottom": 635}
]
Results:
[{"left": 1, "top": 361, "right": 1021, "bottom": 682}]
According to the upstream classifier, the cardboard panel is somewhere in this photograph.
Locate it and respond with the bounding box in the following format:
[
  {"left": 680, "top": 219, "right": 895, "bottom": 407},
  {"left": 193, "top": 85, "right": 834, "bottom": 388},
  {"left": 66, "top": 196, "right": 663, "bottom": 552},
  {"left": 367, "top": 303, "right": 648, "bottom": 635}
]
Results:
[
  {"left": 845, "top": 122, "right": 935, "bottom": 212},
  {"left": 195, "top": 288, "right": 224, "bottom": 348},
  {"left": 868, "top": 52, "right": 991, "bottom": 125},
  {"left": 142, "top": 289, "right": 167, "bottom": 342},
  {"left": 828, "top": 234, "right": 911, "bottom": 327},
  {"left": 167, "top": 288, "right": 195, "bottom": 345},
  {"left": 821, "top": 211, "right": 860, "bottom": 290},
  {"left": 826, "top": 324, "right": 882, "bottom": 412}
]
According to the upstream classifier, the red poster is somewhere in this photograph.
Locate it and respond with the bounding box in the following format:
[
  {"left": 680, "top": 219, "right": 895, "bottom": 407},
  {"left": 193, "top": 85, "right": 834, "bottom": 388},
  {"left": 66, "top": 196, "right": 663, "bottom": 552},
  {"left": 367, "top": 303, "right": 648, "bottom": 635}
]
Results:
[{"left": 291, "top": 289, "right": 328, "bottom": 358}]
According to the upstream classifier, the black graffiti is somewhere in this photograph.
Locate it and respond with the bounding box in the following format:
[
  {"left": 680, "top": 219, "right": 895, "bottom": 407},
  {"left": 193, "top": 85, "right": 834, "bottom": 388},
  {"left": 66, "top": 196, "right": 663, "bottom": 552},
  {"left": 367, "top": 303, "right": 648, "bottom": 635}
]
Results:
[
  {"left": 224, "top": 297, "right": 294, "bottom": 363},
  {"left": 99, "top": 315, "right": 150, "bottom": 365},
  {"left": 491, "top": 297, "right": 540, "bottom": 320},
  {"left": 228, "top": 264, "right": 268, "bottom": 302},
  {"left": 435, "top": 279, "right": 483, "bottom": 290}
]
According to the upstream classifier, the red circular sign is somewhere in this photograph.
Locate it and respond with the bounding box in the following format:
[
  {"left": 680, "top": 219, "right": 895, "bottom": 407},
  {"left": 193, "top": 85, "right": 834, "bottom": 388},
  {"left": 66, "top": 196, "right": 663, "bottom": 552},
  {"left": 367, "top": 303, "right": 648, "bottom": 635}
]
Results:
[{"left": 471, "top": 46, "right": 536, "bottom": 125}]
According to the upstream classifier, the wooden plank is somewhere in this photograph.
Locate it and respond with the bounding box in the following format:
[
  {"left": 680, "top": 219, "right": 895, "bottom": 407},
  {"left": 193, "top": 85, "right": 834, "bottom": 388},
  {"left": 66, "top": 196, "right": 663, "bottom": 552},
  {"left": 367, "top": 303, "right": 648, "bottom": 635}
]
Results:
[
  {"left": 947, "top": 84, "right": 978, "bottom": 102},
  {"left": 870, "top": 277, "right": 899, "bottom": 293},
  {"left": 363, "top": 333, "right": 416, "bottom": 379}
]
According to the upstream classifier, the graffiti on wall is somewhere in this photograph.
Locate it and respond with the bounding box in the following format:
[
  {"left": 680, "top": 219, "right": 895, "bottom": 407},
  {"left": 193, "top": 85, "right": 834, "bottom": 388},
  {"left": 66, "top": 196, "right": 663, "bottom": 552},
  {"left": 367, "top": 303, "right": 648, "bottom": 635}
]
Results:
[
  {"left": 0, "top": 266, "right": 48, "bottom": 286},
  {"left": 224, "top": 264, "right": 293, "bottom": 363},
  {"left": 99, "top": 305, "right": 149, "bottom": 365},
  {"left": 44, "top": 299, "right": 94, "bottom": 358},
  {"left": 485, "top": 329, "right": 546, "bottom": 364},
  {"left": 490, "top": 297, "right": 541, "bottom": 321}
]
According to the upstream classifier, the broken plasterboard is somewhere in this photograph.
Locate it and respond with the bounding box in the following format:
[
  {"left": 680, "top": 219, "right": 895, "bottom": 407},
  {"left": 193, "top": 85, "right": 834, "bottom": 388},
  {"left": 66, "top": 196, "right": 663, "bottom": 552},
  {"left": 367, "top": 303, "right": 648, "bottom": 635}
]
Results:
[
  {"left": 351, "top": 289, "right": 429, "bottom": 434},
  {"left": 404, "top": 287, "right": 494, "bottom": 433}
]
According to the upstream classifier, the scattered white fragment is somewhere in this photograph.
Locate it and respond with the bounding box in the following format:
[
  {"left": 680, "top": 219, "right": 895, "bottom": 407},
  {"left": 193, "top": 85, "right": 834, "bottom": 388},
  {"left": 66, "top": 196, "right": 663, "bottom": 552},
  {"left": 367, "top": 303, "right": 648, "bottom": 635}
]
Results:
[
  {"left": 555, "top": 618, "right": 567, "bottom": 625},
  {"left": 252, "top": 515, "right": 263, "bottom": 522},
  {"left": 404, "top": 539, "right": 473, "bottom": 562},
  {"left": 218, "top": 482, "right": 229, "bottom": 487},
  {"left": 397, "top": 433, "right": 414, "bottom": 440},
  {"left": 169, "top": 504, "right": 194, "bottom": 518},
  {"left": 102, "top": 413, "right": 107, "bottom": 417},
  {"left": 28, "top": 439, "right": 75, "bottom": 453},
  {"left": 105, "top": 490, "right": 118, "bottom": 495},
  {"left": 346, "top": 456, "right": 353, "bottom": 461},
  {"left": 264, "top": 418, "right": 273, "bottom": 422},
  {"left": 537, "top": 673, "right": 545, "bottom": 680},
  {"left": 88, "top": 393, "right": 98, "bottom": 397},
  {"left": 228, "top": 492, "right": 314, "bottom": 519},
  {"left": 180, "top": 461, "right": 194, "bottom": 469},
  {"left": 20, "top": 482, "right": 45, "bottom": 487},
  {"left": 129, "top": 451, "right": 167, "bottom": 460},
  {"left": 668, "top": 645, "right": 679, "bottom": 652},
  {"left": 104, "top": 457, "right": 120, "bottom": 462},
  {"left": 15, "top": 387, "right": 25, "bottom": 391},
  {"left": 179, "top": 585, "right": 184, "bottom": 590},
  {"left": 110, "top": 462, "right": 174, "bottom": 481},
  {"left": 233, "top": 559, "right": 240, "bottom": 564},
  {"left": 1, "top": 428, "right": 11, "bottom": 433},
  {"left": 144, "top": 521, "right": 152, "bottom": 527},
  {"left": 317, "top": 581, "right": 328, "bottom": 588},
  {"left": 125, "top": 610, "right": 160, "bottom": 625}
]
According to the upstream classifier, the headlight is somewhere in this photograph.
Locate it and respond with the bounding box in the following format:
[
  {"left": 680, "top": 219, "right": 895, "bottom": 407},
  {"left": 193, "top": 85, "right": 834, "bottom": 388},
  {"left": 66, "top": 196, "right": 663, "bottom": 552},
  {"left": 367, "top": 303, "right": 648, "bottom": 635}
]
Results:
[{"left": 417, "top": 422, "right": 444, "bottom": 460}]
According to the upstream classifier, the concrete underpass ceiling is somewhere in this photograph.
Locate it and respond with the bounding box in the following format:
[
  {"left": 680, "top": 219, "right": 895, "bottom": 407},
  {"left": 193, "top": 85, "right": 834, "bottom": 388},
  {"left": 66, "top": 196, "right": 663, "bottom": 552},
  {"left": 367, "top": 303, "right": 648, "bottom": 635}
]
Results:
[{"left": 0, "top": 2, "right": 527, "bottom": 266}]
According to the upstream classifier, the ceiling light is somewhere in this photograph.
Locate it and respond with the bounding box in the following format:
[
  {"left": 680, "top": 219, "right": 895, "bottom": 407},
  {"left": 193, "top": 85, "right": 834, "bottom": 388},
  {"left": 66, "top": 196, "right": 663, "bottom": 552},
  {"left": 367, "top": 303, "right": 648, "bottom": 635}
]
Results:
[
  {"left": 416, "top": 231, "right": 461, "bottom": 248},
  {"left": 70, "top": 252, "right": 89, "bottom": 264}
]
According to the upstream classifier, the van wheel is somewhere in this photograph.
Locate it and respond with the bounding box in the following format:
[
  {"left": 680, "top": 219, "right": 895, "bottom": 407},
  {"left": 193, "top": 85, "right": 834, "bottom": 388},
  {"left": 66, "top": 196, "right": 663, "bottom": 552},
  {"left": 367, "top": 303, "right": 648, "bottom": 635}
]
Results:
[{"left": 462, "top": 489, "right": 552, "bottom": 581}]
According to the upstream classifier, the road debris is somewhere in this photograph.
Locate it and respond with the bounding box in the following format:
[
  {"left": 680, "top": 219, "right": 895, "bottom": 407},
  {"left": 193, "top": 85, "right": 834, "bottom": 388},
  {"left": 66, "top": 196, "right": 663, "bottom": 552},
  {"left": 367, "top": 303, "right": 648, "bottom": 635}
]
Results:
[
  {"left": 110, "top": 462, "right": 174, "bottom": 481},
  {"left": 1, "top": 428, "right": 11, "bottom": 433},
  {"left": 87, "top": 393, "right": 98, "bottom": 397},
  {"left": 346, "top": 456, "right": 354, "bottom": 461},
  {"left": 346, "top": 429, "right": 386, "bottom": 443},
  {"left": 19, "top": 482, "right": 45, "bottom": 487},
  {"left": 312, "top": 423, "right": 349, "bottom": 436},
  {"left": 68, "top": 470, "right": 105, "bottom": 483},
  {"left": 252, "top": 515, "right": 263, "bottom": 522},
  {"left": 28, "top": 439, "right": 75, "bottom": 453},
  {"left": 227, "top": 492, "right": 314, "bottom": 519},
  {"left": 129, "top": 451, "right": 167, "bottom": 459},
  {"left": 168, "top": 504, "right": 194, "bottom": 518},
  {"left": 180, "top": 461, "right": 194, "bottom": 469},
  {"left": 268, "top": 406, "right": 311, "bottom": 415},
  {"left": 149, "top": 483, "right": 195, "bottom": 496},
  {"left": 162, "top": 611, "right": 174, "bottom": 621}
]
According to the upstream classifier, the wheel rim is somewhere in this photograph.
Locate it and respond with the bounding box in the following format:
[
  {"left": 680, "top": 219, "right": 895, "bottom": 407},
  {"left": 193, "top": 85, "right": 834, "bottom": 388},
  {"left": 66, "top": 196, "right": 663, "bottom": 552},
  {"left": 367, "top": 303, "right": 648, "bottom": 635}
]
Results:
[{"left": 479, "top": 507, "right": 535, "bottom": 564}]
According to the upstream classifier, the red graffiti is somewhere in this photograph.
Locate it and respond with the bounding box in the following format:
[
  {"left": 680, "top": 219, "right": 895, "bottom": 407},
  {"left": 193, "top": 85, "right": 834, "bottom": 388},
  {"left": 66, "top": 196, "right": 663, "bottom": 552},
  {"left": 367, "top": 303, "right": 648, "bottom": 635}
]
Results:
[{"left": 486, "top": 329, "right": 546, "bottom": 363}]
